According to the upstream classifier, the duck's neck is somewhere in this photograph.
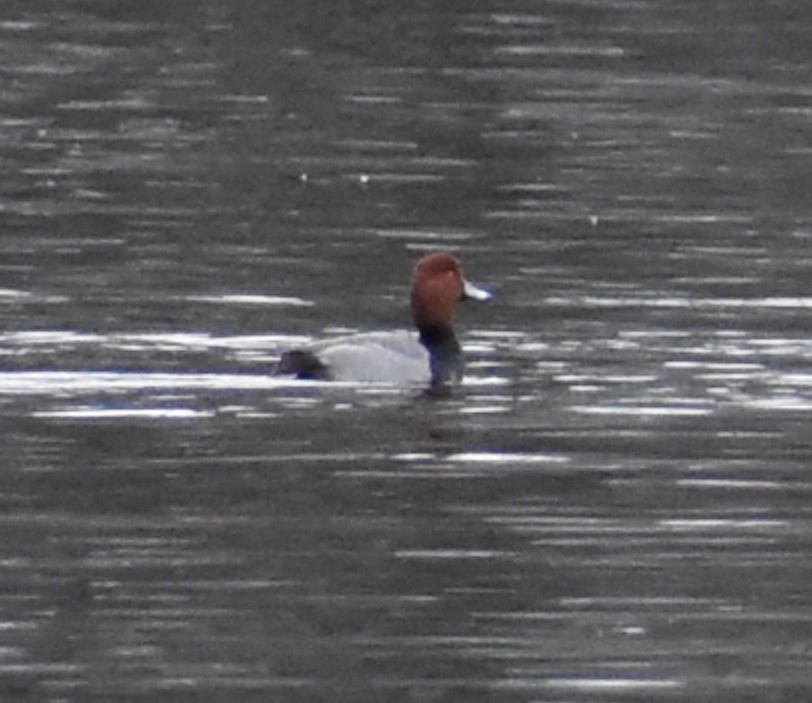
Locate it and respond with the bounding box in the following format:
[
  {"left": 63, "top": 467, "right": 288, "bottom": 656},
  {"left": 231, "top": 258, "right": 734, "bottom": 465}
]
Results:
[{"left": 418, "top": 324, "right": 463, "bottom": 387}]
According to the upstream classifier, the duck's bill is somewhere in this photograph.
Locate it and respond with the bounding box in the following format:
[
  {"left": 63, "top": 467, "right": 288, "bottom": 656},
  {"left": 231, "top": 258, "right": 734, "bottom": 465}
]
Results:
[{"left": 462, "top": 279, "right": 492, "bottom": 301}]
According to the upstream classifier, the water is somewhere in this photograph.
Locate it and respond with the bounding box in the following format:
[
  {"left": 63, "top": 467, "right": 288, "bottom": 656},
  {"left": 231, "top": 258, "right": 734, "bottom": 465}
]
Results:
[{"left": 1, "top": 1, "right": 812, "bottom": 701}]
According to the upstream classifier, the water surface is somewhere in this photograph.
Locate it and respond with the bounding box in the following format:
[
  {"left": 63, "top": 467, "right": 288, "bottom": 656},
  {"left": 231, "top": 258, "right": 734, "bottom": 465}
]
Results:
[{"left": 2, "top": 1, "right": 812, "bottom": 701}]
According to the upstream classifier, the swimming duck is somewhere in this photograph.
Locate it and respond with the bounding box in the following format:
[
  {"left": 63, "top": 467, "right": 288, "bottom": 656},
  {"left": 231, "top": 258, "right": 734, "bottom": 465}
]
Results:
[{"left": 276, "top": 252, "right": 491, "bottom": 387}]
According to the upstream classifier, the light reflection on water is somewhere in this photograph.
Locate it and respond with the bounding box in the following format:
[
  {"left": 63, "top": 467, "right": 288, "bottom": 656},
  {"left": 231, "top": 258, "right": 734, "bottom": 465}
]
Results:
[{"left": 1, "top": 320, "right": 808, "bottom": 421}]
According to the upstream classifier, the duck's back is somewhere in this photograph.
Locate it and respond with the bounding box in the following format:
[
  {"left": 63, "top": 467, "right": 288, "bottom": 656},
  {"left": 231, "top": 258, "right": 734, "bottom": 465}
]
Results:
[{"left": 313, "top": 330, "right": 430, "bottom": 384}]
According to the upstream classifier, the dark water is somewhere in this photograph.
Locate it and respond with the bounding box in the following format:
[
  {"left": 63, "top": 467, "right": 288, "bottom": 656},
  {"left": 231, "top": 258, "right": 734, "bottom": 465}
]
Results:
[{"left": 2, "top": 1, "right": 812, "bottom": 701}]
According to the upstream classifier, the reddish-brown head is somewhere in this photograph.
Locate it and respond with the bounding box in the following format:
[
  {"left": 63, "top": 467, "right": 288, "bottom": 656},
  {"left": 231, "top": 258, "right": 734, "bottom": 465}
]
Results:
[{"left": 410, "top": 253, "right": 467, "bottom": 328}]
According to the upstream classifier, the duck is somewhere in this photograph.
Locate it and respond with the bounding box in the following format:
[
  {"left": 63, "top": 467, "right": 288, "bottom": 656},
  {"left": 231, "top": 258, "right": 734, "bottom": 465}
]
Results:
[{"left": 276, "top": 252, "right": 491, "bottom": 387}]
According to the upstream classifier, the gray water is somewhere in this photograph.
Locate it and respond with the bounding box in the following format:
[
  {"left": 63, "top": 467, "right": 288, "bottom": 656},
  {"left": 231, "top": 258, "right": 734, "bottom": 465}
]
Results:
[{"left": 2, "top": 1, "right": 812, "bottom": 701}]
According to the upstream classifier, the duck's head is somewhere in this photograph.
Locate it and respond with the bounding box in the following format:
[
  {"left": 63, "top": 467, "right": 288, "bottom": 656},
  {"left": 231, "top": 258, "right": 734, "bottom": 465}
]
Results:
[{"left": 411, "top": 252, "right": 491, "bottom": 329}]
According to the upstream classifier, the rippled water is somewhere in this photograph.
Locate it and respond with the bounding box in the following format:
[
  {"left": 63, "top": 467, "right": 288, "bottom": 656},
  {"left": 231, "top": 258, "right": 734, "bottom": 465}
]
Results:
[{"left": 2, "top": 1, "right": 812, "bottom": 701}]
